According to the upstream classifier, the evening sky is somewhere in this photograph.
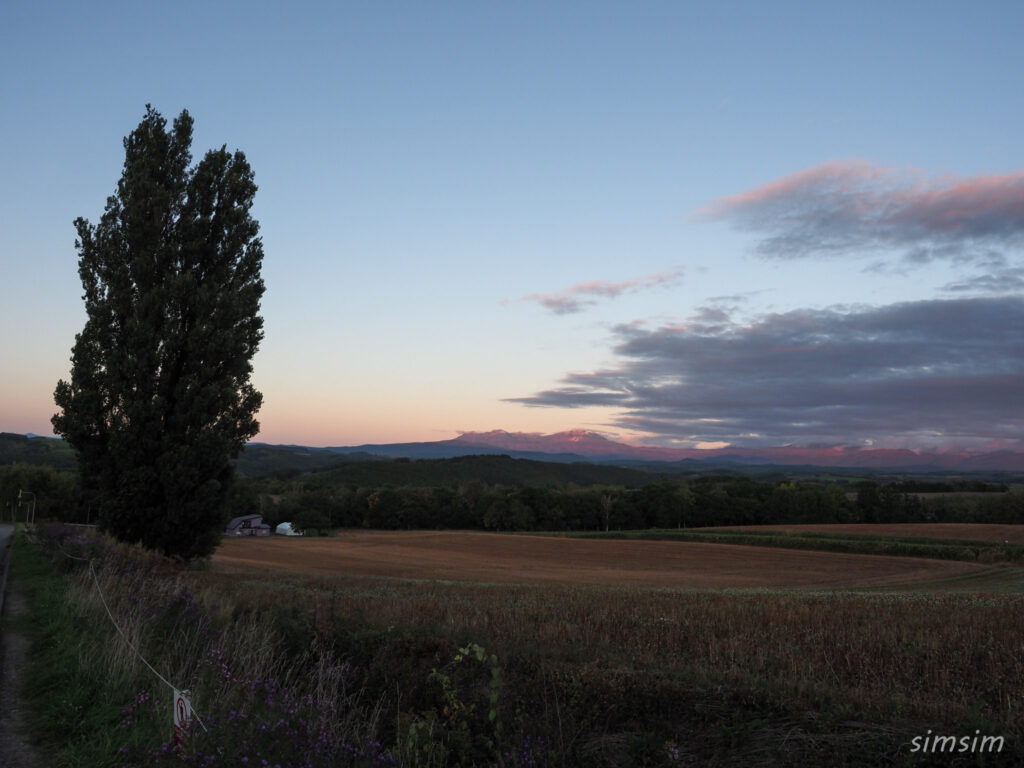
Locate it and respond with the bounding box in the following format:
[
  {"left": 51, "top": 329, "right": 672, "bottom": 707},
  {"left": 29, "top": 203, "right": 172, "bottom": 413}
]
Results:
[{"left": 2, "top": 1, "right": 1021, "bottom": 451}]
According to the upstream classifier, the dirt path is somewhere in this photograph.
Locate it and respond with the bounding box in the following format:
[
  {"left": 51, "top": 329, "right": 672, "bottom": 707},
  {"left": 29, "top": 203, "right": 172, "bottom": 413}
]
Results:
[{"left": 0, "top": 532, "right": 43, "bottom": 768}]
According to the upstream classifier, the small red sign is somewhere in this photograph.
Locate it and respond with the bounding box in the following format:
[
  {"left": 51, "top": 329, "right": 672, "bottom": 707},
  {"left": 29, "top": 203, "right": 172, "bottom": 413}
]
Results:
[{"left": 173, "top": 689, "right": 192, "bottom": 745}]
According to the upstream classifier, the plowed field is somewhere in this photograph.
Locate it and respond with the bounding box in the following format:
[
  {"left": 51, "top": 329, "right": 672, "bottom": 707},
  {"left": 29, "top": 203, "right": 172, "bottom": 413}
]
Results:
[{"left": 213, "top": 530, "right": 993, "bottom": 589}]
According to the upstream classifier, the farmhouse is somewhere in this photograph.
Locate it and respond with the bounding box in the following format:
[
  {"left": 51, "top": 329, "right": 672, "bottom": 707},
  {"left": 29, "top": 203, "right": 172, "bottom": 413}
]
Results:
[{"left": 225, "top": 513, "right": 271, "bottom": 537}]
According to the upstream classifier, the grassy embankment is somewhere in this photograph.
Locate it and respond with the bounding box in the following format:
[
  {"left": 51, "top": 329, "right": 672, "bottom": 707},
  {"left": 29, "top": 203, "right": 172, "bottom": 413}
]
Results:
[
  {"left": 8, "top": 529, "right": 165, "bottom": 765},
  {"left": 14, "top": 527, "right": 391, "bottom": 767},
  {"left": 13, "top": 524, "right": 1024, "bottom": 766}
]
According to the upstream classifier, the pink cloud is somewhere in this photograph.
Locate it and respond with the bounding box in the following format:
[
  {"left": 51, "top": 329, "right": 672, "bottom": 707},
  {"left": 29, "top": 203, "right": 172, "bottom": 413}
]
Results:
[
  {"left": 698, "top": 159, "right": 891, "bottom": 218},
  {"left": 522, "top": 270, "right": 683, "bottom": 315},
  {"left": 698, "top": 160, "right": 1024, "bottom": 264}
]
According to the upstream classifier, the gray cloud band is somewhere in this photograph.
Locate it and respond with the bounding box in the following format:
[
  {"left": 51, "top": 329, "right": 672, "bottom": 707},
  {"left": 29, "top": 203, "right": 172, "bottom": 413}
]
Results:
[{"left": 507, "top": 296, "right": 1024, "bottom": 448}]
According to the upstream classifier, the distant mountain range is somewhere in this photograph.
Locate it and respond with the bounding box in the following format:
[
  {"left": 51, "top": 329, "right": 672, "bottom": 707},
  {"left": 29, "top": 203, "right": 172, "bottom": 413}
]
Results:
[
  {"left": 323, "top": 429, "right": 1024, "bottom": 472},
  {"left": 6, "top": 429, "right": 1023, "bottom": 475}
]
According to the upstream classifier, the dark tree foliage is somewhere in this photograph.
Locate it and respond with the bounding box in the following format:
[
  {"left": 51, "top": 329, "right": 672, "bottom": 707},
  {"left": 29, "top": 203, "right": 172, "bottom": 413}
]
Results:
[{"left": 52, "top": 106, "right": 264, "bottom": 559}]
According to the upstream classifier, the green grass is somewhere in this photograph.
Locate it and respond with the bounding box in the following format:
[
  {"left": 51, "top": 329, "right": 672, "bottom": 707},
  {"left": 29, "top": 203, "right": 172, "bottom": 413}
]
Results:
[
  {"left": 866, "top": 566, "right": 1024, "bottom": 594},
  {"left": 538, "top": 528, "right": 1024, "bottom": 564},
  {"left": 10, "top": 533, "right": 162, "bottom": 767}
]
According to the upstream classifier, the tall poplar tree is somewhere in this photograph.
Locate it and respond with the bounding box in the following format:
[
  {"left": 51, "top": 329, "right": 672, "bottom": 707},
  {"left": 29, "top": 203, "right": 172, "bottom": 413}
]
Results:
[{"left": 53, "top": 106, "right": 265, "bottom": 559}]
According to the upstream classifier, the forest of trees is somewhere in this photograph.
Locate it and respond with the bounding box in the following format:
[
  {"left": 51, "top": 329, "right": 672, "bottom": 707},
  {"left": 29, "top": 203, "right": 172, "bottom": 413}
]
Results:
[
  {"left": 6, "top": 448, "right": 1020, "bottom": 535},
  {"left": 228, "top": 473, "right": 1022, "bottom": 534}
]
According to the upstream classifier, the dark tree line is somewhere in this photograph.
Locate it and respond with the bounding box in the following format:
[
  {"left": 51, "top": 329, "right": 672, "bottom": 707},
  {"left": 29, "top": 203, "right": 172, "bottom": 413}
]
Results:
[
  {"left": 245, "top": 476, "right": 1024, "bottom": 533},
  {"left": 28, "top": 467, "right": 1024, "bottom": 532}
]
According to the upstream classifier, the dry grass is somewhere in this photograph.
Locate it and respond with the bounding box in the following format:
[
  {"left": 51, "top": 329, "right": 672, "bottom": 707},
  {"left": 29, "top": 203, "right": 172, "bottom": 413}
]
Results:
[
  {"left": 207, "top": 530, "right": 1024, "bottom": 740},
  {"left": 213, "top": 530, "right": 995, "bottom": 589},
  {"left": 201, "top": 554, "right": 1024, "bottom": 743},
  {"left": 36, "top": 524, "right": 1024, "bottom": 765}
]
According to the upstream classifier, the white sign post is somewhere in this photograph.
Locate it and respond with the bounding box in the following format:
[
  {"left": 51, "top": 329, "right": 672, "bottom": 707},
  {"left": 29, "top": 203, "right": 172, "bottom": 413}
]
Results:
[{"left": 173, "top": 689, "right": 193, "bottom": 745}]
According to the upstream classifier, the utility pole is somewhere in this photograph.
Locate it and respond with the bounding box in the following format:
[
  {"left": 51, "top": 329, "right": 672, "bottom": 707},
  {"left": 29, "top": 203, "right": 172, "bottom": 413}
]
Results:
[{"left": 18, "top": 490, "right": 36, "bottom": 525}]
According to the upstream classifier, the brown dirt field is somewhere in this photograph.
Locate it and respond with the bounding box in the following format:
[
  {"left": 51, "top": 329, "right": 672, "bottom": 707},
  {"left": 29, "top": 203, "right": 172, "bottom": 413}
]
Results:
[
  {"left": 213, "top": 531, "right": 993, "bottom": 589},
  {"left": 706, "top": 522, "right": 1024, "bottom": 544}
]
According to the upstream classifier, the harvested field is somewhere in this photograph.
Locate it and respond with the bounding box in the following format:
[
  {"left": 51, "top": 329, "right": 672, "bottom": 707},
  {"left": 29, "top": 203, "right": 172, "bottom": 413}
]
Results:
[
  {"left": 213, "top": 530, "right": 992, "bottom": 589},
  {"left": 707, "top": 522, "right": 1024, "bottom": 544}
]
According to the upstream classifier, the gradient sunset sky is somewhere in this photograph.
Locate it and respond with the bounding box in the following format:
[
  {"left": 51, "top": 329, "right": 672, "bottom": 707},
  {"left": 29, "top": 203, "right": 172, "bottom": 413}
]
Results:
[{"left": 2, "top": 1, "right": 1022, "bottom": 451}]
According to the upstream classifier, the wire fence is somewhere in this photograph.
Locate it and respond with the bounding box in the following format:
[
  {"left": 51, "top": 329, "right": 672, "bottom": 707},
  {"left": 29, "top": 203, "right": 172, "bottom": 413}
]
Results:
[{"left": 42, "top": 528, "right": 208, "bottom": 735}]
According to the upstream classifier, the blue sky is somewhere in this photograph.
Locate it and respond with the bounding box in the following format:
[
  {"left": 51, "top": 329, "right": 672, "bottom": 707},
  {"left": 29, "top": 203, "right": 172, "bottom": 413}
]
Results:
[{"left": 3, "top": 1, "right": 1023, "bottom": 450}]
